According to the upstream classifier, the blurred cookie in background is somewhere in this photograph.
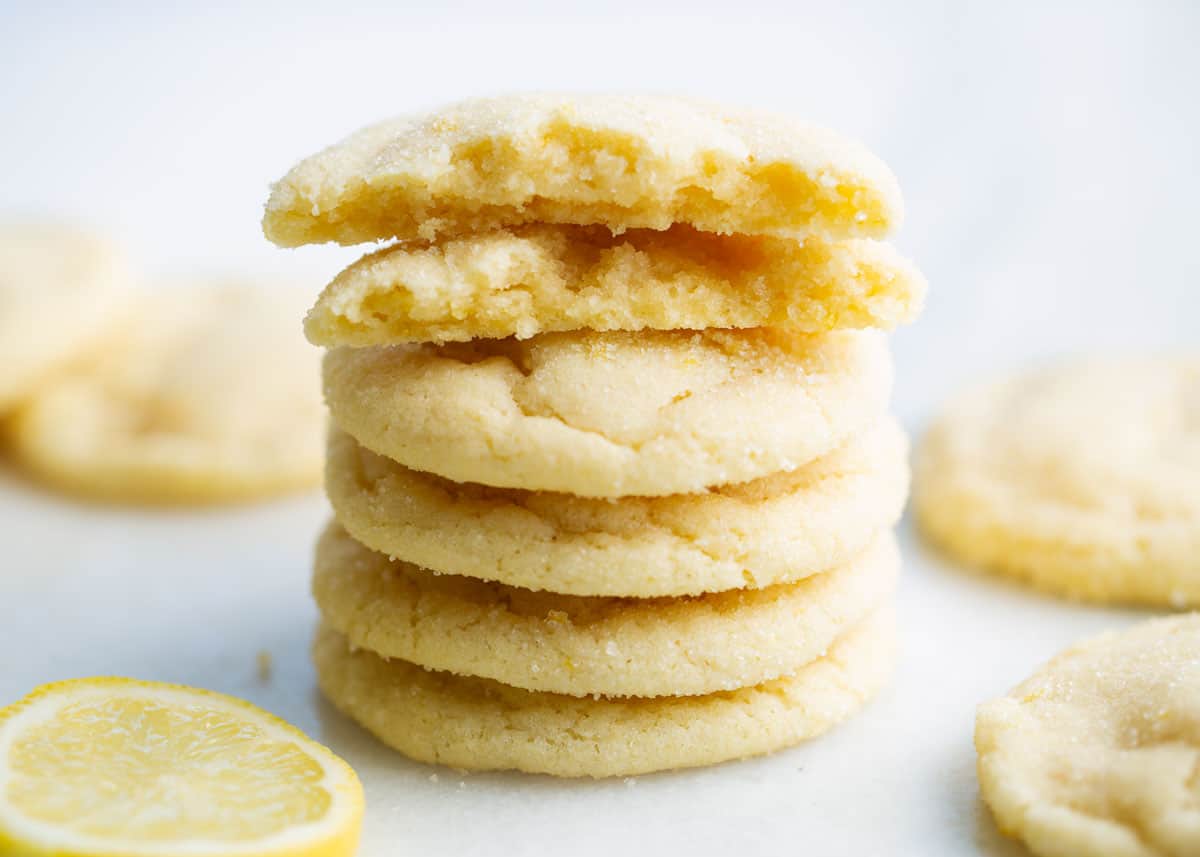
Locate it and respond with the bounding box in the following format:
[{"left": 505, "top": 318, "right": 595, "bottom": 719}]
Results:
[
  {"left": 0, "top": 223, "right": 130, "bottom": 412},
  {"left": 6, "top": 281, "right": 324, "bottom": 504},
  {"left": 914, "top": 357, "right": 1200, "bottom": 607}
]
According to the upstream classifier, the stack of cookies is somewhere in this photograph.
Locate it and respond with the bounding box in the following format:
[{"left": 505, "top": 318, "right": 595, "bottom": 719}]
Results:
[{"left": 263, "top": 95, "right": 926, "bottom": 778}]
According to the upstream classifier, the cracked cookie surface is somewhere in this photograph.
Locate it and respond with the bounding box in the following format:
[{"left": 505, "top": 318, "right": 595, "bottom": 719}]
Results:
[
  {"left": 915, "top": 357, "right": 1200, "bottom": 606},
  {"left": 323, "top": 327, "right": 891, "bottom": 497},
  {"left": 313, "top": 606, "right": 894, "bottom": 777},
  {"left": 976, "top": 614, "right": 1200, "bottom": 857},
  {"left": 326, "top": 418, "right": 907, "bottom": 596},
  {"left": 313, "top": 522, "right": 897, "bottom": 697},
  {"left": 263, "top": 93, "right": 902, "bottom": 246}
]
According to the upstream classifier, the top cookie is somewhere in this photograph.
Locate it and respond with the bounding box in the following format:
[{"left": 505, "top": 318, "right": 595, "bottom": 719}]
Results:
[
  {"left": 0, "top": 223, "right": 129, "bottom": 410},
  {"left": 263, "top": 94, "right": 902, "bottom": 246},
  {"left": 915, "top": 357, "right": 1200, "bottom": 607}
]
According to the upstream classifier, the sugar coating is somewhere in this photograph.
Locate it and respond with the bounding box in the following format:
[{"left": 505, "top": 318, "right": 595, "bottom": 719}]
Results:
[
  {"left": 325, "top": 419, "right": 907, "bottom": 596},
  {"left": 915, "top": 358, "right": 1200, "bottom": 606},
  {"left": 323, "top": 327, "right": 892, "bottom": 497},
  {"left": 8, "top": 283, "right": 325, "bottom": 504},
  {"left": 0, "top": 223, "right": 130, "bottom": 410},
  {"left": 263, "top": 94, "right": 902, "bottom": 247},
  {"left": 304, "top": 225, "right": 926, "bottom": 346},
  {"left": 976, "top": 614, "right": 1200, "bottom": 857},
  {"left": 313, "top": 522, "right": 897, "bottom": 698},
  {"left": 312, "top": 607, "right": 894, "bottom": 778}
]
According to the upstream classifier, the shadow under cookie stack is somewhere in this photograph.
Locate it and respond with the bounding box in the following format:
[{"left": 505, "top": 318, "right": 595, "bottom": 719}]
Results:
[{"left": 264, "top": 95, "right": 926, "bottom": 778}]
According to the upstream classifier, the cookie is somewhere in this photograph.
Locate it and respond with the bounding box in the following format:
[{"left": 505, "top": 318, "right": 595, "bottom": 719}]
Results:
[
  {"left": 914, "top": 358, "right": 1200, "bottom": 606},
  {"left": 304, "top": 225, "right": 925, "bottom": 346},
  {"left": 8, "top": 282, "right": 324, "bottom": 504},
  {"left": 0, "top": 223, "right": 129, "bottom": 410},
  {"left": 313, "top": 521, "right": 897, "bottom": 697},
  {"left": 324, "top": 328, "right": 891, "bottom": 497},
  {"left": 313, "top": 606, "right": 894, "bottom": 778},
  {"left": 263, "top": 94, "right": 902, "bottom": 246},
  {"left": 325, "top": 418, "right": 907, "bottom": 596},
  {"left": 976, "top": 614, "right": 1200, "bottom": 857}
]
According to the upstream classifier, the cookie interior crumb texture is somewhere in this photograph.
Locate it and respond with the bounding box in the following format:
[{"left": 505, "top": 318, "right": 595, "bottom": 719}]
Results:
[
  {"left": 263, "top": 94, "right": 903, "bottom": 246},
  {"left": 304, "top": 225, "right": 926, "bottom": 345}
]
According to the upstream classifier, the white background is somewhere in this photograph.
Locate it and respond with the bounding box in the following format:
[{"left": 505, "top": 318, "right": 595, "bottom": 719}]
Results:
[{"left": 1, "top": 2, "right": 1198, "bottom": 855}]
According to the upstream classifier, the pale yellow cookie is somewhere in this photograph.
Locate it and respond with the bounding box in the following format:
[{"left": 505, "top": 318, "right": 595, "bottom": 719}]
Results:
[
  {"left": 313, "top": 606, "right": 894, "bottom": 778},
  {"left": 0, "top": 223, "right": 129, "bottom": 410},
  {"left": 976, "top": 614, "right": 1200, "bottom": 857},
  {"left": 915, "top": 358, "right": 1200, "bottom": 606},
  {"left": 304, "top": 225, "right": 926, "bottom": 346},
  {"left": 313, "top": 521, "right": 897, "bottom": 697},
  {"left": 263, "top": 93, "right": 902, "bottom": 246},
  {"left": 8, "top": 283, "right": 324, "bottom": 504},
  {"left": 325, "top": 418, "right": 907, "bottom": 596},
  {"left": 324, "top": 328, "right": 891, "bottom": 497}
]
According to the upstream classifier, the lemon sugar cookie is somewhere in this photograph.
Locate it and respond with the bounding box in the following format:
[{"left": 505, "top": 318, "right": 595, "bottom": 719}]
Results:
[
  {"left": 326, "top": 418, "right": 908, "bottom": 596},
  {"left": 915, "top": 358, "right": 1200, "bottom": 606},
  {"left": 263, "top": 94, "right": 903, "bottom": 247},
  {"left": 313, "top": 522, "right": 898, "bottom": 698},
  {"left": 314, "top": 606, "right": 895, "bottom": 778},
  {"left": 8, "top": 283, "right": 325, "bottom": 504},
  {"left": 324, "top": 327, "right": 892, "bottom": 497},
  {"left": 976, "top": 615, "right": 1200, "bottom": 857},
  {"left": 0, "top": 223, "right": 129, "bottom": 411},
  {"left": 304, "top": 225, "right": 926, "bottom": 346}
]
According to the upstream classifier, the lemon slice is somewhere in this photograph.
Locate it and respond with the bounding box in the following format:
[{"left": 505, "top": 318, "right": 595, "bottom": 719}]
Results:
[{"left": 0, "top": 678, "right": 363, "bottom": 857}]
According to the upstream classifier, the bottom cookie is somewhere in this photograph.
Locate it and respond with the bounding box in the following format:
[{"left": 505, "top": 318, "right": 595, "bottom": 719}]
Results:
[{"left": 313, "top": 606, "right": 895, "bottom": 778}]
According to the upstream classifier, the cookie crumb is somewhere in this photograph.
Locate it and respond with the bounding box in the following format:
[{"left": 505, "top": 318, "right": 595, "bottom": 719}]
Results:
[{"left": 256, "top": 650, "right": 273, "bottom": 682}]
